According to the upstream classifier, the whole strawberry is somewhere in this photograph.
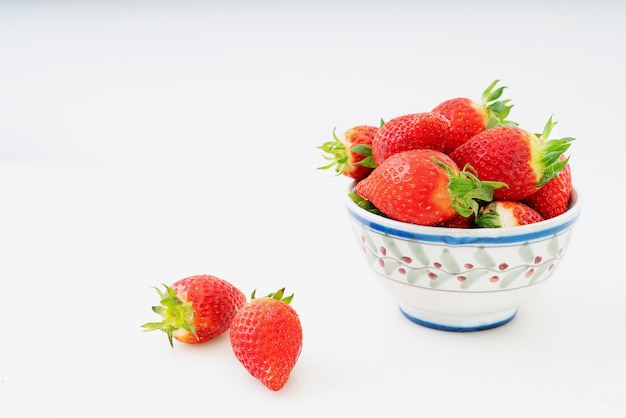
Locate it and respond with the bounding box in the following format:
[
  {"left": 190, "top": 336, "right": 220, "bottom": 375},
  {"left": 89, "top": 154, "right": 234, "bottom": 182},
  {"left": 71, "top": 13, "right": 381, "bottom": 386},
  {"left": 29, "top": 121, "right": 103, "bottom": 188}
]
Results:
[
  {"left": 142, "top": 274, "right": 246, "bottom": 347},
  {"left": 477, "top": 200, "right": 544, "bottom": 228},
  {"left": 355, "top": 148, "right": 505, "bottom": 226},
  {"left": 450, "top": 117, "right": 574, "bottom": 201},
  {"left": 432, "top": 79, "right": 517, "bottom": 154},
  {"left": 229, "top": 288, "right": 303, "bottom": 391},
  {"left": 371, "top": 112, "right": 450, "bottom": 166},
  {"left": 318, "top": 125, "right": 378, "bottom": 181},
  {"left": 523, "top": 156, "right": 572, "bottom": 219}
]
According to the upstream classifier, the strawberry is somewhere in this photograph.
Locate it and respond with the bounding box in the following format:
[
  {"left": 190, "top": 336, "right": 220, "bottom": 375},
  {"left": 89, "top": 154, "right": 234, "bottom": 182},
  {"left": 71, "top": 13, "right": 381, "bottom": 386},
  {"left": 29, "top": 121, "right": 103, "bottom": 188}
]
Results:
[
  {"left": 437, "top": 212, "right": 475, "bottom": 229},
  {"left": 229, "top": 288, "right": 303, "bottom": 391},
  {"left": 318, "top": 125, "right": 377, "bottom": 181},
  {"left": 523, "top": 156, "right": 572, "bottom": 219},
  {"left": 371, "top": 112, "right": 450, "bottom": 165},
  {"left": 355, "top": 148, "right": 505, "bottom": 226},
  {"left": 432, "top": 79, "right": 517, "bottom": 154},
  {"left": 142, "top": 274, "right": 246, "bottom": 347},
  {"left": 450, "top": 117, "right": 574, "bottom": 201},
  {"left": 477, "top": 200, "right": 544, "bottom": 228}
]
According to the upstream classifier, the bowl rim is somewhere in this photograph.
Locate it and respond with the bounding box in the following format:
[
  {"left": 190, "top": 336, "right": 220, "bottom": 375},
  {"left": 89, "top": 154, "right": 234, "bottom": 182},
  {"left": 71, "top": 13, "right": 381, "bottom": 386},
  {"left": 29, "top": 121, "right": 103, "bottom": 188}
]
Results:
[{"left": 345, "top": 184, "right": 583, "bottom": 245}]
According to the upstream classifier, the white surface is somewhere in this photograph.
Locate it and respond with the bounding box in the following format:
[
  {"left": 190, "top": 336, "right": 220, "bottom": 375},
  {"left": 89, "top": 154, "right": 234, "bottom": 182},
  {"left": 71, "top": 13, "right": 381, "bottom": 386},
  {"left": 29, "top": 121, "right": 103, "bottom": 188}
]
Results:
[
  {"left": 1, "top": 2, "right": 625, "bottom": 417},
  {"left": 0, "top": 154, "right": 624, "bottom": 418}
]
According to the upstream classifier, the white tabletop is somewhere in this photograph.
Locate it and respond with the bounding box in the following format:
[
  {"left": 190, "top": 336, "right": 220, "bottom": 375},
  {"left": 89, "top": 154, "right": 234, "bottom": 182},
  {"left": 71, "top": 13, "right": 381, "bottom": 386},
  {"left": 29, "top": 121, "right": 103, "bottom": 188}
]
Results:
[{"left": 1, "top": 2, "right": 625, "bottom": 418}]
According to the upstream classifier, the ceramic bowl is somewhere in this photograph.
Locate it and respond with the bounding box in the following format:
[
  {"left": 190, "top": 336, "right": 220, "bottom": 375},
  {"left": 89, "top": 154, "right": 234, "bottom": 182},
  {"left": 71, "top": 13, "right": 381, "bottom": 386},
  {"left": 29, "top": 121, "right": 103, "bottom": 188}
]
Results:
[{"left": 345, "top": 186, "right": 583, "bottom": 331}]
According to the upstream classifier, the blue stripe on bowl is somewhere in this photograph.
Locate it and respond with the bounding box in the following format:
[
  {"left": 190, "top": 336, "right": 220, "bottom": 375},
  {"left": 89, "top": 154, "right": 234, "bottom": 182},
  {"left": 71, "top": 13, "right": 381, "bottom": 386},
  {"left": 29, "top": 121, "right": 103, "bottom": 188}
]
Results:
[
  {"left": 399, "top": 306, "right": 518, "bottom": 331},
  {"left": 346, "top": 207, "right": 581, "bottom": 245}
]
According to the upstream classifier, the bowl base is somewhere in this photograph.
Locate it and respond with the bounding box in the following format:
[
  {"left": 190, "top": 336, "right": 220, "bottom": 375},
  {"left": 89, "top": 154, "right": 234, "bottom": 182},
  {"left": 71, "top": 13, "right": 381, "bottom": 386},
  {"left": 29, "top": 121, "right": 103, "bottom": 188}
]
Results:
[{"left": 399, "top": 305, "right": 517, "bottom": 332}]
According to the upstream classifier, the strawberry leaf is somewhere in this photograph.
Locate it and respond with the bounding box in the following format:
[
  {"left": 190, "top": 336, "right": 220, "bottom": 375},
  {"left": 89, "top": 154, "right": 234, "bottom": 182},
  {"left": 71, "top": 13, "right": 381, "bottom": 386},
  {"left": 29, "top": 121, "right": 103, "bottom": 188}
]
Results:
[
  {"left": 141, "top": 284, "right": 197, "bottom": 348},
  {"left": 475, "top": 203, "right": 502, "bottom": 228},
  {"left": 317, "top": 128, "right": 350, "bottom": 175},
  {"left": 251, "top": 288, "right": 295, "bottom": 304},
  {"left": 481, "top": 79, "right": 518, "bottom": 129},
  {"left": 536, "top": 116, "right": 575, "bottom": 187},
  {"left": 433, "top": 158, "right": 507, "bottom": 218},
  {"left": 348, "top": 192, "right": 385, "bottom": 216},
  {"left": 350, "top": 144, "right": 376, "bottom": 168}
]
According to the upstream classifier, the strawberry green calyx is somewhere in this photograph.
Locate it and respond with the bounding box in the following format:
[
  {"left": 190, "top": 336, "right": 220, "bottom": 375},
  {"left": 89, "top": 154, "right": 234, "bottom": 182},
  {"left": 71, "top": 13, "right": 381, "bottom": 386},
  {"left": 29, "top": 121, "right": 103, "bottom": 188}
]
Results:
[
  {"left": 317, "top": 128, "right": 375, "bottom": 175},
  {"left": 317, "top": 128, "right": 350, "bottom": 175},
  {"left": 475, "top": 204, "right": 502, "bottom": 228},
  {"left": 350, "top": 144, "right": 376, "bottom": 168},
  {"left": 535, "top": 116, "right": 575, "bottom": 187},
  {"left": 141, "top": 284, "right": 197, "bottom": 348},
  {"left": 482, "top": 79, "right": 518, "bottom": 129},
  {"left": 348, "top": 192, "right": 385, "bottom": 216},
  {"left": 252, "top": 288, "right": 294, "bottom": 304},
  {"left": 433, "top": 158, "right": 508, "bottom": 218}
]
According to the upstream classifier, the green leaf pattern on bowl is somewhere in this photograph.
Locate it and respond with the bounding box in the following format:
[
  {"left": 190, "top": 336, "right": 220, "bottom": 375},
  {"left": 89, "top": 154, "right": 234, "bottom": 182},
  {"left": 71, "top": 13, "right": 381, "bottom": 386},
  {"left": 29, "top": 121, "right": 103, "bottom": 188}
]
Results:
[{"left": 352, "top": 222, "right": 573, "bottom": 292}]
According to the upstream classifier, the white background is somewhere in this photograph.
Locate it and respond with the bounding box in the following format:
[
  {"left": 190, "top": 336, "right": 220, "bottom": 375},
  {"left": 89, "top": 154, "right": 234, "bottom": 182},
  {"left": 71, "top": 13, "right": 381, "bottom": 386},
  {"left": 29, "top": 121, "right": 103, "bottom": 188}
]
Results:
[
  {"left": 1, "top": 0, "right": 625, "bottom": 161},
  {"left": 1, "top": 1, "right": 625, "bottom": 417}
]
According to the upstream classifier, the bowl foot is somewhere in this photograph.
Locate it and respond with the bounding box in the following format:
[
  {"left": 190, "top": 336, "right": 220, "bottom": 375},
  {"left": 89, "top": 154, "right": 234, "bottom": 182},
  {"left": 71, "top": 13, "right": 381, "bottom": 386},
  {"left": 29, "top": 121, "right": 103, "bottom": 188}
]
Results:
[{"left": 398, "top": 305, "right": 517, "bottom": 332}]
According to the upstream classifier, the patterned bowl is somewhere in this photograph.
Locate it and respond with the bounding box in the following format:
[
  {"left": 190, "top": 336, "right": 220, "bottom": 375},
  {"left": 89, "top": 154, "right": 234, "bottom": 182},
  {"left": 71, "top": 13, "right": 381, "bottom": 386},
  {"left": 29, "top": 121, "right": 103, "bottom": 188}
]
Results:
[{"left": 345, "top": 186, "right": 583, "bottom": 331}]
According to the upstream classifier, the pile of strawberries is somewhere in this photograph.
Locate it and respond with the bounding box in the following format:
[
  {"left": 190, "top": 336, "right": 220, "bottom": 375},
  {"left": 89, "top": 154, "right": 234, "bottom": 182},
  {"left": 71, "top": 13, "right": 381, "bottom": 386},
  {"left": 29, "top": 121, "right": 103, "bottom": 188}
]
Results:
[
  {"left": 142, "top": 274, "right": 303, "bottom": 391},
  {"left": 319, "top": 80, "right": 575, "bottom": 228}
]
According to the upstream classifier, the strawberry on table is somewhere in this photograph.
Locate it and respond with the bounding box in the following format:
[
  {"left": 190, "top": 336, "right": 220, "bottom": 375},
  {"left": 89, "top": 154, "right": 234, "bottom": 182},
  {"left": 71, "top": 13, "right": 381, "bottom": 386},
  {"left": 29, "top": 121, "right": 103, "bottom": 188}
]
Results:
[
  {"left": 318, "top": 125, "right": 378, "bottom": 181},
  {"left": 450, "top": 117, "right": 574, "bottom": 201},
  {"left": 142, "top": 274, "right": 246, "bottom": 347},
  {"left": 523, "top": 155, "right": 572, "bottom": 219},
  {"left": 355, "top": 148, "right": 506, "bottom": 226},
  {"left": 432, "top": 79, "right": 517, "bottom": 154},
  {"left": 477, "top": 200, "right": 544, "bottom": 228},
  {"left": 371, "top": 112, "right": 450, "bottom": 166},
  {"left": 229, "top": 288, "right": 303, "bottom": 391}
]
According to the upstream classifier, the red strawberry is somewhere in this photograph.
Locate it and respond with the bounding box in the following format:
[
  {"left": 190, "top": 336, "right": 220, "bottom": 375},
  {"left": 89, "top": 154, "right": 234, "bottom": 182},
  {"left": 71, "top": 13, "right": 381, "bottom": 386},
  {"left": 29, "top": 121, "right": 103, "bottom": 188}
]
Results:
[
  {"left": 523, "top": 156, "right": 572, "bottom": 219},
  {"left": 229, "top": 288, "right": 303, "bottom": 391},
  {"left": 318, "top": 125, "right": 378, "bottom": 181},
  {"left": 432, "top": 79, "right": 517, "bottom": 154},
  {"left": 355, "top": 148, "right": 505, "bottom": 226},
  {"left": 477, "top": 200, "right": 544, "bottom": 228},
  {"left": 450, "top": 117, "right": 574, "bottom": 201},
  {"left": 371, "top": 112, "right": 450, "bottom": 165},
  {"left": 142, "top": 274, "right": 246, "bottom": 347},
  {"left": 437, "top": 212, "right": 475, "bottom": 229}
]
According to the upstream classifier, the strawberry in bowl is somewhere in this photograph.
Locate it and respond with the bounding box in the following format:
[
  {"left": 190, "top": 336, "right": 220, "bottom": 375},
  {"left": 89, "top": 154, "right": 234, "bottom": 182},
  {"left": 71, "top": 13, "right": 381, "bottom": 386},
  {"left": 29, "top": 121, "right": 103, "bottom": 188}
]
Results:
[{"left": 324, "top": 80, "right": 582, "bottom": 331}]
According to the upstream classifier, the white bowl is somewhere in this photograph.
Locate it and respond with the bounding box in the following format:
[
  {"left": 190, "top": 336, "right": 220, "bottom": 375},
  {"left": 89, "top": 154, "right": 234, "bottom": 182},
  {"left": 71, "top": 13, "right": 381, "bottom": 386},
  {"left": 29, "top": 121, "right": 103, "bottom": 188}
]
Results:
[{"left": 345, "top": 186, "right": 583, "bottom": 331}]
